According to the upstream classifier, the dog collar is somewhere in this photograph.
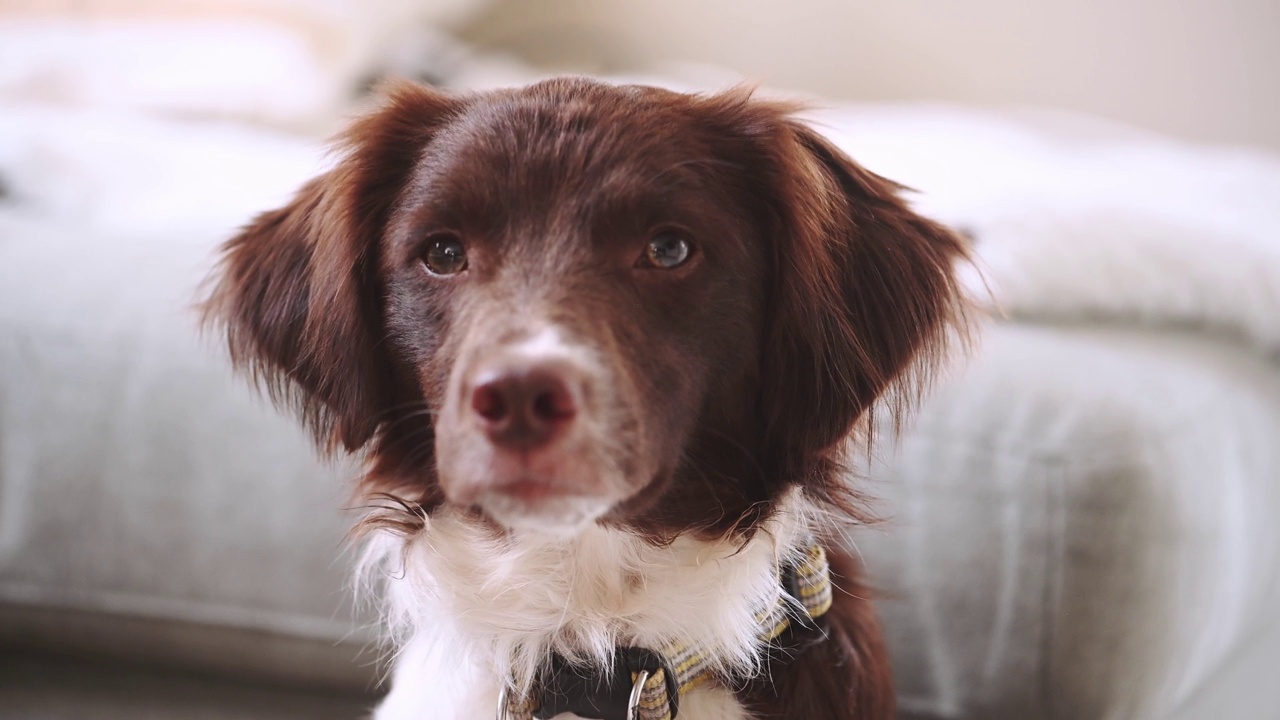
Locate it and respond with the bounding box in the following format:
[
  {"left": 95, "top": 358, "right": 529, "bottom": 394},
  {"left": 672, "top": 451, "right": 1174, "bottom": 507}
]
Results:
[{"left": 498, "top": 542, "right": 833, "bottom": 720}]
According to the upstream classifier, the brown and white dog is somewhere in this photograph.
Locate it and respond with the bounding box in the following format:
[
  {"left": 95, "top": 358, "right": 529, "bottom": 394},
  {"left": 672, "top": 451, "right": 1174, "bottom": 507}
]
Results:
[{"left": 204, "top": 77, "right": 969, "bottom": 720}]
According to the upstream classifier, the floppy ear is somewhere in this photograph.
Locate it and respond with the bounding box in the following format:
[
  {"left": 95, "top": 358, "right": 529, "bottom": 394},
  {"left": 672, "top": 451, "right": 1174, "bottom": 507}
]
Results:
[
  {"left": 202, "top": 81, "right": 462, "bottom": 452},
  {"left": 717, "top": 96, "right": 971, "bottom": 475}
]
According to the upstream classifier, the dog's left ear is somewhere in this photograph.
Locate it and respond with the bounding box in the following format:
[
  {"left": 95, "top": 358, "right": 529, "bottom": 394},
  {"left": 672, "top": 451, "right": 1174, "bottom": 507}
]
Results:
[
  {"left": 705, "top": 92, "right": 972, "bottom": 476},
  {"left": 202, "top": 80, "right": 463, "bottom": 453}
]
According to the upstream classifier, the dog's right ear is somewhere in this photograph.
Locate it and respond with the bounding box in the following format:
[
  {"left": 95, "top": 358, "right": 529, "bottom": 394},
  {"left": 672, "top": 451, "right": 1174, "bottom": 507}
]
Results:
[{"left": 202, "top": 81, "right": 463, "bottom": 452}]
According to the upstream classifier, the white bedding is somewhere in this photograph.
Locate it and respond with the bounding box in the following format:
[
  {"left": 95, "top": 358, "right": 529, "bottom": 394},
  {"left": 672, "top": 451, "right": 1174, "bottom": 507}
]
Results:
[{"left": 813, "top": 104, "right": 1280, "bottom": 358}]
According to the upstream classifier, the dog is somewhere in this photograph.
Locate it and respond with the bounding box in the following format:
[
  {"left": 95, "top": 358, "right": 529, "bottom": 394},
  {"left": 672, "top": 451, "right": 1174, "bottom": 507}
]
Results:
[{"left": 203, "top": 77, "right": 969, "bottom": 720}]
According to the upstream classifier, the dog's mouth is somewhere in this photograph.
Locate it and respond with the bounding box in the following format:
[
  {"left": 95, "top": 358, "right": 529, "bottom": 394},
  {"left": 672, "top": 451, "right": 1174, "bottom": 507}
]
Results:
[
  {"left": 474, "top": 482, "right": 615, "bottom": 534},
  {"left": 440, "top": 432, "right": 643, "bottom": 533}
]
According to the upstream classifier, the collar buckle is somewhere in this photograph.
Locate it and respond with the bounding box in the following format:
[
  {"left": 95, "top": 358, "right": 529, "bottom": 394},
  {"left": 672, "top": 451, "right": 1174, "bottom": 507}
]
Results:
[
  {"left": 520, "top": 646, "right": 677, "bottom": 720},
  {"left": 498, "top": 671, "right": 650, "bottom": 720}
]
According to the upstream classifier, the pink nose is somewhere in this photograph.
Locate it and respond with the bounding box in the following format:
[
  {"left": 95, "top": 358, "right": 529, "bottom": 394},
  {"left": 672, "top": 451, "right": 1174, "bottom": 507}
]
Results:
[{"left": 470, "top": 364, "right": 579, "bottom": 450}]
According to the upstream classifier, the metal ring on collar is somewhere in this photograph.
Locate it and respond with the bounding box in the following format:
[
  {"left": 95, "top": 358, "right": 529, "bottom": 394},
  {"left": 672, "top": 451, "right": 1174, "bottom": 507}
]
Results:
[
  {"left": 627, "top": 669, "right": 650, "bottom": 720},
  {"left": 496, "top": 685, "right": 510, "bottom": 720}
]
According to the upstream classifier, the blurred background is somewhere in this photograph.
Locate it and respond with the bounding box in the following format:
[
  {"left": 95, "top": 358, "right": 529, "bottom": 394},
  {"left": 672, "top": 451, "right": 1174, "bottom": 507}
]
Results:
[
  {"left": 1, "top": 1, "right": 1278, "bottom": 719},
  {"left": 462, "top": 0, "right": 1280, "bottom": 149}
]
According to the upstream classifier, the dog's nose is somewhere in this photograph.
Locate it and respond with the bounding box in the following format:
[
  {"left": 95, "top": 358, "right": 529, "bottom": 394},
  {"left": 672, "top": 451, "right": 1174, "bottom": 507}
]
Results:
[{"left": 470, "top": 364, "right": 579, "bottom": 450}]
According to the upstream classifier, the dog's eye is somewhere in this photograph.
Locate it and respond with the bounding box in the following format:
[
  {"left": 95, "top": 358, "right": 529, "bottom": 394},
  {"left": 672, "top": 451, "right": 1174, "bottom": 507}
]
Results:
[
  {"left": 422, "top": 234, "right": 468, "bottom": 276},
  {"left": 642, "top": 230, "right": 692, "bottom": 269}
]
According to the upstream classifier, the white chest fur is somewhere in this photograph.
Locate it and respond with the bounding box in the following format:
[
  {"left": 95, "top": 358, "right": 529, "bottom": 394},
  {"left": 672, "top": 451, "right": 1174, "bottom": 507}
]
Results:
[{"left": 365, "top": 490, "right": 813, "bottom": 720}]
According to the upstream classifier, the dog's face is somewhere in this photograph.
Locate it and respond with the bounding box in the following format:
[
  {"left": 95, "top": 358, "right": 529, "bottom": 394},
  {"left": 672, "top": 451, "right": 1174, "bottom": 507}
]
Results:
[
  {"left": 205, "top": 78, "right": 967, "bottom": 537},
  {"left": 382, "top": 88, "right": 771, "bottom": 531}
]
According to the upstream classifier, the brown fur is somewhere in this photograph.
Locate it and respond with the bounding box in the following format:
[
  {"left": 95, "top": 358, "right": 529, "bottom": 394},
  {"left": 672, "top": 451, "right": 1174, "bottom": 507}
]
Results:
[{"left": 203, "top": 77, "right": 970, "bottom": 719}]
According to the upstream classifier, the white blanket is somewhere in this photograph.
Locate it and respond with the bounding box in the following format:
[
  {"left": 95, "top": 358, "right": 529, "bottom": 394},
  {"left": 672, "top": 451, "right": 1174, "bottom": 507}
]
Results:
[
  {"left": 815, "top": 105, "right": 1280, "bottom": 357},
  {"left": 4, "top": 100, "right": 1279, "bottom": 359}
]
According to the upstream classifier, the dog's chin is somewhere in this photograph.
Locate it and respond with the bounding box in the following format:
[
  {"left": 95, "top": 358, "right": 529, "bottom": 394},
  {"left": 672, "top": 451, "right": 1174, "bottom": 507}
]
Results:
[{"left": 476, "top": 492, "right": 615, "bottom": 536}]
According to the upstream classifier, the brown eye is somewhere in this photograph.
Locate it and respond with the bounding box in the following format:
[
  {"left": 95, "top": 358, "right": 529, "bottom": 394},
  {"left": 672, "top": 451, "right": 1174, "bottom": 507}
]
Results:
[
  {"left": 422, "top": 234, "right": 467, "bottom": 276},
  {"left": 643, "top": 230, "right": 692, "bottom": 269}
]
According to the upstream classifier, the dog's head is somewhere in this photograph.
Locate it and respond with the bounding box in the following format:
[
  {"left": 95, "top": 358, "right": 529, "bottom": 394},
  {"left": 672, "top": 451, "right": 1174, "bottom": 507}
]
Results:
[{"left": 204, "top": 78, "right": 968, "bottom": 537}]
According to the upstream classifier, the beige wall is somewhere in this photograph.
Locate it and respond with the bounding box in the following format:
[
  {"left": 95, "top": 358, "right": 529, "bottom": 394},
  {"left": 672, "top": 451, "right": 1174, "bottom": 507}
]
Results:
[{"left": 459, "top": 0, "right": 1280, "bottom": 150}]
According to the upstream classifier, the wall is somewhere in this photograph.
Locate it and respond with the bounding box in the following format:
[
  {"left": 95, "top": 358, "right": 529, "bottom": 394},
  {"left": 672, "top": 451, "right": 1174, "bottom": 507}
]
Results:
[{"left": 459, "top": 0, "right": 1280, "bottom": 150}]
